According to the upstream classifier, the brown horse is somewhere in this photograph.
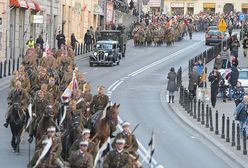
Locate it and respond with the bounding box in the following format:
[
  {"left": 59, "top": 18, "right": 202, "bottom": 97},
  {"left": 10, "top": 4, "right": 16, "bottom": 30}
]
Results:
[{"left": 92, "top": 103, "right": 120, "bottom": 146}]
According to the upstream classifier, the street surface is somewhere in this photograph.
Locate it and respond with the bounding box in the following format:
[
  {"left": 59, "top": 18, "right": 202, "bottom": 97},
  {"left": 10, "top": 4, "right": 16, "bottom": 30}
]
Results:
[{"left": 0, "top": 33, "right": 243, "bottom": 167}]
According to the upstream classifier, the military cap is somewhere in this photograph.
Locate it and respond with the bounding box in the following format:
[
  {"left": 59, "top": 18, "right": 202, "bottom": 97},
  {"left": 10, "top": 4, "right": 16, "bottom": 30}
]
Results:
[
  {"left": 80, "top": 141, "right": 89, "bottom": 146},
  {"left": 116, "top": 139, "right": 125, "bottom": 144},
  {"left": 47, "top": 126, "right": 56, "bottom": 132},
  {"left": 122, "top": 121, "right": 130, "bottom": 127},
  {"left": 82, "top": 129, "right": 91, "bottom": 135}
]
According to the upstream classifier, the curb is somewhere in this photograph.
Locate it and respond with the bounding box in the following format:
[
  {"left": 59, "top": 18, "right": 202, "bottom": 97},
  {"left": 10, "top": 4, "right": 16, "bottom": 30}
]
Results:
[{"left": 160, "top": 87, "right": 248, "bottom": 168}]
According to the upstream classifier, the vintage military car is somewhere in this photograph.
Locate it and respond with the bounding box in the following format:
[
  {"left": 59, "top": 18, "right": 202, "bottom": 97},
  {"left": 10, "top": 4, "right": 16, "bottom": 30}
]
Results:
[
  {"left": 89, "top": 40, "right": 121, "bottom": 67},
  {"left": 99, "top": 30, "right": 127, "bottom": 57}
]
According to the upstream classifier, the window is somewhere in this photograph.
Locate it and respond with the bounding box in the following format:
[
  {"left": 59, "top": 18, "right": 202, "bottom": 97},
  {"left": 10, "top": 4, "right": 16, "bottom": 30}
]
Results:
[{"left": 0, "top": 32, "right": 2, "bottom": 51}]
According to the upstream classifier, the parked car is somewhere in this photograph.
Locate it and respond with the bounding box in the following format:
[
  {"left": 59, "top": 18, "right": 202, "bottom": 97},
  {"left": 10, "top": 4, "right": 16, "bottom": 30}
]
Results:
[
  {"left": 238, "top": 67, "right": 248, "bottom": 88},
  {"left": 89, "top": 40, "right": 121, "bottom": 67},
  {"left": 205, "top": 30, "right": 225, "bottom": 45}
]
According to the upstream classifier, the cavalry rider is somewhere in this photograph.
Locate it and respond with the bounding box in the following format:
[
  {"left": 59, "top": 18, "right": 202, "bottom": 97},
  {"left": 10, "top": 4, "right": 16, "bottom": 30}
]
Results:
[
  {"left": 103, "top": 138, "right": 132, "bottom": 168},
  {"left": 82, "top": 83, "right": 93, "bottom": 107},
  {"left": 69, "top": 129, "right": 97, "bottom": 158},
  {"left": 4, "top": 80, "right": 29, "bottom": 128},
  {"left": 29, "top": 126, "right": 64, "bottom": 168},
  {"left": 112, "top": 121, "right": 139, "bottom": 155},
  {"left": 68, "top": 140, "right": 94, "bottom": 168},
  {"left": 90, "top": 85, "right": 109, "bottom": 114}
]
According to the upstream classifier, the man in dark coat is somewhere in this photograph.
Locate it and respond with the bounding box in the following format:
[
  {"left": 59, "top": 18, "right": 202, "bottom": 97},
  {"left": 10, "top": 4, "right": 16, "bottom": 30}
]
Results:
[
  {"left": 36, "top": 35, "right": 44, "bottom": 50},
  {"left": 229, "top": 66, "right": 239, "bottom": 100},
  {"left": 208, "top": 67, "right": 221, "bottom": 108},
  {"left": 167, "top": 67, "right": 178, "bottom": 103},
  {"left": 56, "top": 31, "right": 66, "bottom": 49},
  {"left": 71, "top": 33, "right": 79, "bottom": 51},
  {"left": 188, "top": 66, "right": 198, "bottom": 97},
  {"left": 84, "top": 30, "right": 92, "bottom": 53}
]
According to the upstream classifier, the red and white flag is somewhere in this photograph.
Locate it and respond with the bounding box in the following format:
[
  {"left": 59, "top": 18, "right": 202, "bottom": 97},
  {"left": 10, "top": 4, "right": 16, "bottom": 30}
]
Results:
[{"left": 61, "top": 72, "right": 78, "bottom": 102}]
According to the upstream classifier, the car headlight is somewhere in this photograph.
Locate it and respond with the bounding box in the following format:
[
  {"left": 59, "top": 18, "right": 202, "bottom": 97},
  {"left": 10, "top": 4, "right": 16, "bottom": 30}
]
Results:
[
  {"left": 93, "top": 52, "right": 97, "bottom": 56},
  {"left": 104, "top": 53, "right": 108, "bottom": 56}
]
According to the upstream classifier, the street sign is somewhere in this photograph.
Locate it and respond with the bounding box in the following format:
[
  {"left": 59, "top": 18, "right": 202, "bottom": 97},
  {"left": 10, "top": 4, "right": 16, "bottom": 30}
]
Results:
[
  {"left": 218, "top": 18, "right": 227, "bottom": 32},
  {"left": 33, "top": 15, "right": 43, "bottom": 24},
  {"left": 239, "top": 14, "right": 246, "bottom": 21}
]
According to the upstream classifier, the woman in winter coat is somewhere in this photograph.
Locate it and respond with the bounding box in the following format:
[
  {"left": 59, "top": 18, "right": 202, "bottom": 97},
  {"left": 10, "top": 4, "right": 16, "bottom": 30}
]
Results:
[
  {"left": 167, "top": 67, "right": 178, "bottom": 103},
  {"left": 208, "top": 67, "right": 221, "bottom": 108},
  {"left": 188, "top": 66, "right": 198, "bottom": 97},
  {"left": 232, "top": 81, "right": 245, "bottom": 106}
]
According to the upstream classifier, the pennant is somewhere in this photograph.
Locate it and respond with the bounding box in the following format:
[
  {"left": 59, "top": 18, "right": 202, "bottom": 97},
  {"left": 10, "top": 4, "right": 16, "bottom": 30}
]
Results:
[{"left": 93, "top": 137, "right": 111, "bottom": 168}]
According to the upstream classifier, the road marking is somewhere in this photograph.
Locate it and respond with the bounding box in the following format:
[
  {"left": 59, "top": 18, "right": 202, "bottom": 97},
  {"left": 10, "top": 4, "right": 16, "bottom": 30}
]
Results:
[
  {"left": 107, "top": 80, "right": 120, "bottom": 91},
  {"left": 127, "top": 41, "right": 202, "bottom": 77},
  {"left": 111, "top": 81, "right": 123, "bottom": 91},
  {"left": 93, "top": 68, "right": 98, "bottom": 70},
  {"left": 83, "top": 72, "right": 88, "bottom": 75}
]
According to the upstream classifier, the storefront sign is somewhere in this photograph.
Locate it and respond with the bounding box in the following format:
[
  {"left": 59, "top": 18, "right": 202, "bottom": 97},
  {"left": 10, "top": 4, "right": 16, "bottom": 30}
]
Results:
[
  {"left": 33, "top": 15, "right": 43, "bottom": 24},
  {"left": 187, "top": 3, "right": 194, "bottom": 8},
  {"left": 171, "top": 2, "right": 184, "bottom": 8},
  {"left": 203, "top": 3, "right": 216, "bottom": 9}
]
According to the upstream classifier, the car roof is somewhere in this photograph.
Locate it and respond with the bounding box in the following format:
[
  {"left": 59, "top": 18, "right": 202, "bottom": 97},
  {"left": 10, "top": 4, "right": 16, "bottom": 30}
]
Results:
[{"left": 97, "top": 40, "right": 119, "bottom": 44}]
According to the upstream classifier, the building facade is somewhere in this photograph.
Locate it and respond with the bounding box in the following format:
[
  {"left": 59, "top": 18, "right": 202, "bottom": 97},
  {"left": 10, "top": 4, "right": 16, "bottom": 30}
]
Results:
[
  {"left": 7, "top": 0, "right": 60, "bottom": 60},
  {"left": 0, "top": 0, "right": 7, "bottom": 61},
  {"left": 61, "top": 0, "right": 101, "bottom": 43},
  {"left": 163, "top": 0, "right": 248, "bottom": 15}
]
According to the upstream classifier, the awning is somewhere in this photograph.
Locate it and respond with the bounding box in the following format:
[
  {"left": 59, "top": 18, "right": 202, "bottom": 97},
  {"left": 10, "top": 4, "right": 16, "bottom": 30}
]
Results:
[
  {"left": 10, "top": 0, "right": 28, "bottom": 8},
  {"left": 32, "top": 0, "right": 41, "bottom": 12}
]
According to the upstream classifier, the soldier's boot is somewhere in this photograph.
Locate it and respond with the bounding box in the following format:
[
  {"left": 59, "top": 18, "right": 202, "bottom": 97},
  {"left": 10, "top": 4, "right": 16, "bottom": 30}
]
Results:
[
  {"left": 3, "top": 118, "right": 9, "bottom": 128},
  {"left": 168, "top": 96, "right": 171, "bottom": 103},
  {"left": 172, "top": 96, "right": 175, "bottom": 103}
]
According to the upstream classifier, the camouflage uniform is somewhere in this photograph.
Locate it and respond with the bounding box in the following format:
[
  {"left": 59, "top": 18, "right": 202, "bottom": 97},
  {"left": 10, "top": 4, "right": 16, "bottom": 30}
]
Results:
[
  {"left": 112, "top": 132, "right": 139, "bottom": 155},
  {"left": 103, "top": 149, "right": 132, "bottom": 168},
  {"left": 68, "top": 149, "right": 94, "bottom": 168}
]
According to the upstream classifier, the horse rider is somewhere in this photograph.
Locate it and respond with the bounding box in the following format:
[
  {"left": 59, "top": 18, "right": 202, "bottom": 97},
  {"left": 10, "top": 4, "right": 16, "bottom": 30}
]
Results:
[
  {"left": 68, "top": 140, "right": 94, "bottom": 168},
  {"left": 69, "top": 129, "right": 97, "bottom": 158},
  {"left": 82, "top": 83, "right": 93, "bottom": 107},
  {"left": 29, "top": 126, "right": 64, "bottom": 168},
  {"left": 90, "top": 85, "right": 109, "bottom": 114},
  {"left": 103, "top": 138, "right": 132, "bottom": 168},
  {"left": 71, "top": 89, "right": 87, "bottom": 113},
  {"left": 77, "top": 72, "right": 87, "bottom": 91},
  {"left": 16, "top": 65, "right": 31, "bottom": 92},
  {"left": 90, "top": 85, "right": 109, "bottom": 128},
  {"left": 4, "top": 80, "right": 29, "bottom": 128},
  {"left": 112, "top": 121, "right": 139, "bottom": 155},
  {"left": 60, "top": 65, "right": 74, "bottom": 91}
]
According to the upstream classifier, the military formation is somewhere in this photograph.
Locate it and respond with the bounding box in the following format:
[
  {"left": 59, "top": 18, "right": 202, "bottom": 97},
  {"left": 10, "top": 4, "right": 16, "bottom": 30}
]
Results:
[{"left": 4, "top": 44, "right": 142, "bottom": 168}]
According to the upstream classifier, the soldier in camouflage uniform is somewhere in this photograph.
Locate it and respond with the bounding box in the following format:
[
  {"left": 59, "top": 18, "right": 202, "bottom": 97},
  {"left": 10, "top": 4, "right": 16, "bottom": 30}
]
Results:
[
  {"left": 103, "top": 138, "right": 132, "bottom": 168},
  {"left": 112, "top": 121, "right": 138, "bottom": 155},
  {"left": 68, "top": 140, "right": 94, "bottom": 168},
  {"left": 30, "top": 126, "right": 64, "bottom": 168},
  {"left": 4, "top": 80, "right": 29, "bottom": 128},
  {"left": 69, "top": 129, "right": 97, "bottom": 158}
]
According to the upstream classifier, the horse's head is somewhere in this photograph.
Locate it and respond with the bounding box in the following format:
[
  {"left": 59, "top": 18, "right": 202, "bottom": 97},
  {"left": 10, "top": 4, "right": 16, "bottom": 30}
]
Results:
[
  {"left": 12, "top": 102, "right": 20, "bottom": 111},
  {"left": 106, "top": 103, "right": 120, "bottom": 124}
]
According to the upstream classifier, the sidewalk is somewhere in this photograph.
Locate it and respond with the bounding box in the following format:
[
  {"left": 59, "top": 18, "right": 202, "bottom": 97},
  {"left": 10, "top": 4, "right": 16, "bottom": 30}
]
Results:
[{"left": 167, "top": 47, "right": 248, "bottom": 167}]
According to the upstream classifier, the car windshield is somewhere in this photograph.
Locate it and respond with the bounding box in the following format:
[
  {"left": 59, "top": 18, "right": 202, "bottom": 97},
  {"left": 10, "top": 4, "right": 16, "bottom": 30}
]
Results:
[
  {"left": 239, "top": 71, "right": 248, "bottom": 79},
  {"left": 209, "top": 27, "right": 218, "bottom": 30},
  {"left": 208, "top": 31, "right": 222, "bottom": 35},
  {"left": 96, "top": 43, "right": 113, "bottom": 49}
]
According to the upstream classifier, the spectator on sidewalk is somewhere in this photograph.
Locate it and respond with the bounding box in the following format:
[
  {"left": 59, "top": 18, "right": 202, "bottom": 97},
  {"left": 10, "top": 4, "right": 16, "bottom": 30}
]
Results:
[
  {"left": 231, "top": 56, "right": 239, "bottom": 67},
  {"left": 228, "top": 65, "right": 239, "bottom": 100},
  {"left": 228, "top": 24, "right": 233, "bottom": 37},
  {"left": 230, "top": 37, "right": 240, "bottom": 58},
  {"left": 36, "top": 35, "right": 44, "bottom": 51},
  {"left": 84, "top": 30, "right": 92, "bottom": 53},
  {"left": 197, "top": 59, "right": 205, "bottom": 87},
  {"left": 166, "top": 67, "right": 178, "bottom": 103},
  {"left": 220, "top": 47, "right": 230, "bottom": 69},
  {"left": 214, "top": 55, "right": 222, "bottom": 70},
  {"left": 208, "top": 67, "right": 221, "bottom": 108},
  {"left": 95, "top": 27, "right": 101, "bottom": 42},
  {"left": 26, "top": 36, "right": 35, "bottom": 49},
  {"left": 232, "top": 81, "right": 245, "bottom": 106},
  {"left": 188, "top": 66, "right": 198, "bottom": 98},
  {"left": 242, "top": 35, "right": 248, "bottom": 57},
  {"left": 234, "top": 95, "right": 248, "bottom": 133},
  {"left": 70, "top": 33, "right": 79, "bottom": 51},
  {"left": 56, "top": 31, "right": 66, "bottom": 49}
]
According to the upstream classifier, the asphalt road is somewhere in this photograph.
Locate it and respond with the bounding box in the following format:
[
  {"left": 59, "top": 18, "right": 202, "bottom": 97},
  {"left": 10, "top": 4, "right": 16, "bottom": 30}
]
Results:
[{"left": 0, "top": 33, "right": 243, "bottom": 168}]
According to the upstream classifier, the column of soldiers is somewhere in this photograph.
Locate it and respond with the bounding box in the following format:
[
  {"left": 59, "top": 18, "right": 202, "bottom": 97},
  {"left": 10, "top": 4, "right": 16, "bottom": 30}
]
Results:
[{"left": 4, "top": 44, "right": 140, "bottom": 168}]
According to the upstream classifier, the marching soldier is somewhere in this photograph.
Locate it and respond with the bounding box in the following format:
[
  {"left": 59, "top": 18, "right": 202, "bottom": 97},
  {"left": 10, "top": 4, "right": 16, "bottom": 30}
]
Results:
[
  {"left": 34, "top": 126, "right": 64, "bottom": 167},
  {"left": 90, "top": 85, "right": 109, "bottom": 114},
  {"left": 68, "top": 140, "right": 94, "bottom": 168},
  {"left": 112, "top": 121, "right": 139, "bottom": 155},
  {"left": 70, "top": 129, "right": 97, "bottom": 157},
  {"left": 4, "top": 80, "right": 29, "bottom": 128},
  {"left": 103, "top": 138, "right": 132, "bottom": 168}
]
